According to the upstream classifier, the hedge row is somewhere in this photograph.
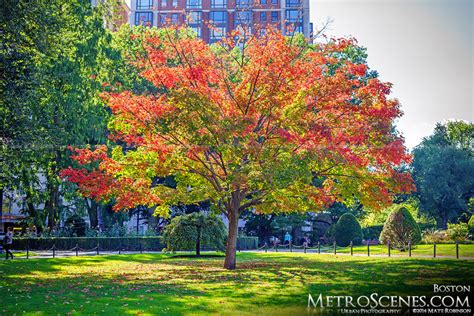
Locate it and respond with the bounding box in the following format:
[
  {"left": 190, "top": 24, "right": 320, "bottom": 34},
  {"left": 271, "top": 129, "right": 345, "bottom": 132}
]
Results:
[{"left": 10, "top": 236, "right": 259, "bottom": 251}]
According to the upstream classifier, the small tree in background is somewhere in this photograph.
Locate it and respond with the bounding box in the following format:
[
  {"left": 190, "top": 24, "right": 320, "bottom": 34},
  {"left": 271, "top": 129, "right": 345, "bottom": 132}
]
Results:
[
  {"left": 162, "top": 212, "right": 226, "bottom": 256},
  {"left": 334, "top": 213, "right": 363, "bottom": 246},
  {"left": 380, "top": 206, "right": 421, "bottom": 250}
]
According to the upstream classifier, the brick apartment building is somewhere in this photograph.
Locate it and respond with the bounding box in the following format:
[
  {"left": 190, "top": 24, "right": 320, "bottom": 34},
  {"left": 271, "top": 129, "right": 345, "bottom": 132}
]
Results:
[{"left": 127, "top": 0, "right": 312, "bottom": 43}]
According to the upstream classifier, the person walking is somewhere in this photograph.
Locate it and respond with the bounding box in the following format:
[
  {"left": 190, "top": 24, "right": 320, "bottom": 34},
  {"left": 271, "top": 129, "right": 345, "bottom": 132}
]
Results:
[{"left": 3, "top": 227, "right": 14, "bottom": 259}]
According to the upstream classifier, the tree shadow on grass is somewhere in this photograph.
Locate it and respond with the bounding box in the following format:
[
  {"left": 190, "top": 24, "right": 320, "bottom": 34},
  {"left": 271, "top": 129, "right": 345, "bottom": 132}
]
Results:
[{"left": 1, "top": 253, "right": 473, "bottom": 315}]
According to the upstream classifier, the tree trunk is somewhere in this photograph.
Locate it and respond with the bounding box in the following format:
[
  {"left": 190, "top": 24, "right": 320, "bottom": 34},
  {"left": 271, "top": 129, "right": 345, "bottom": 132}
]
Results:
[
  {"left": 0, "top": 187, "right": 3, "bottom": 232},
  {"left": 86, "top": 199, "right": 99, "bottom": 229},
  {"left": 437, "top": 209, "right": 448, "bottom": 230},
  {"left": 224, "top": 208, "right": 239, "bottom": 270},
  {"left": 196, "top": 227, "right": 201, "bottom": 257}
]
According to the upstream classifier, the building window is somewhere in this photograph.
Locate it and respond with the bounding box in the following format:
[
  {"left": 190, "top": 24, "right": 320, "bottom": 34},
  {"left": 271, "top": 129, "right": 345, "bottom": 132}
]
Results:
[
  {"left": 260, "top": 0, "right": 267, "bottom": 4},
  {"left": 210, "top": 26, "right": 227, "bottom": 41},
  {"left": 235, "top": 0, "right": 252, "bottom": 7},
  {"left": 271, "top": 11, "right": 278, "bottom": 22},
  {"left": 260, "top": 12, "right": 266, "bottom": 21},
  {"left": 160, "top": 13, "right": 167, "bottom": 25},
  {"left": 186, "top": 0, "right": 202, "bottom": 8},
  {"left": 186, "top": 11, "right": 202, "bottom": 24},
  {"left": 286, "top": 0, "right": 300, "bottom": 7},
  {"left": 135, "top": 12, "right": 153, "bottom": 26},
  {"left": 171, "top": 13, "right": 179, "bottom": 24},
  {"left": 210, "top": 11, "right": 227, "bottom": 24},
  {"left": 173, "top": 0, "right": 178, "bottom": 6},
  {"left": 235, "top": 10, "right": 252, "bottom": 25},
  {"left": 137, "top": 0, "right": 153, "bottom": 10},
  {"left": 161, "top": 0, "right": 167, "bottom": 7},
  {"left": 285, "top": 9, "right": 301, "bottom": 22},
  {"left": 191, "top": 26, "right": 202, "bottom": 37},
  {"left": 271, "top": 0, "right": 278, "bottom": 4},
  {"left": 212, "top": 0, "right": 227, "bottom": 8},
  {"left": 287, "top": 24, "right": 303, "bottom": 35}
]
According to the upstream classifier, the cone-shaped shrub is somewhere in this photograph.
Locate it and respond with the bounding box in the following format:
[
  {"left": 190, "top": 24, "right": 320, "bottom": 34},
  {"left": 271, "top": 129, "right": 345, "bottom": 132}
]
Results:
[
  {"left": 468, "top": 215, "right": 474, "bottom": 237},
  {"left": 334, "top": 213, "right": 363, "bottom": 246},
  {"left": 380, "top": 206, "right": 421, "bottom": 250}
]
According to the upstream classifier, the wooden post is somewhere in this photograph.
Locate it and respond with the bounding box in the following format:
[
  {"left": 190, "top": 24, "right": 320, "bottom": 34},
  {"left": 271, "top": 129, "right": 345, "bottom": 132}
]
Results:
[
  {"left": 304, "top": 244, "right": 307, "bottom": 254},
  {"left": 456, "top": 241, "right": 459, "bottom": 259},
  {"left": 238, "top": 239, "right": 241, "bottom": 253},
  {"left": 140, "top": 238, "right": 143, "bottom": 254},
  {"left": 408, "top": 242, "right": 412, "bottom": 257},
  {"left": 96, "top": 238, "right": 99, "bottom": 255},
  {"left": 52, "top": 244, "right": 56, "bottom": 258},
  {"left": 350, "top": 241, "right": 353, "bottom": 256},
  {"left": 75, "top": 243, "right": 79, "bottom": 257},
  {"left": 290, "top": 241, "right": 292, "bottom": 252},
  {"left": 388, "top": 240, "right": 391, "bottom": 257},
  {"left": 26, "top": 238, "right": 30, "bottom": 259},
  {"left": 119, "top": 238, "right": 122, "bottom": 255},
  {"left": 265, "top": 243, "right": 267, "bottom": 253},
  {"left": 333, "top": 241, "right": 336, "bottom": 255},
  {"left": 433, "top": 243, "right": 436, "bottom": 258},
  {"left": 318, "top": 241, "right": 320, "bottom": 254},
  {"left": 367, "top": 242, "right": 370, "bottom": 257}
]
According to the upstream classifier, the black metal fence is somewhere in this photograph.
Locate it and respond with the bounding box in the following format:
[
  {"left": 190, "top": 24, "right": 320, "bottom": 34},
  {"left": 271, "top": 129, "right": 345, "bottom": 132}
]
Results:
[
  {"left": 258, "top": 240, "right": 471, "bottom": 259},
  {"left": 3, "top": 236, "right": 260, "bottom": 259}
]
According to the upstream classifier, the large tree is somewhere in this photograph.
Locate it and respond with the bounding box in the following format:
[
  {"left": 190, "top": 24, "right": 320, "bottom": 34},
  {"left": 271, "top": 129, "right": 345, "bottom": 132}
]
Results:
[
  {"left": 62, "top": 27, "right": 413, "bottom": 269},
  {"left": 412, "top": 122, "right": 474, "bottom": 228}
]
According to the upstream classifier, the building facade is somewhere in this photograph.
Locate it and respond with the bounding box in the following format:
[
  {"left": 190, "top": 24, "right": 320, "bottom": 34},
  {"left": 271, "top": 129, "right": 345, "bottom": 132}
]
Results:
[{"left": 128, "top": 0, "right": 312, "bottom": 43}]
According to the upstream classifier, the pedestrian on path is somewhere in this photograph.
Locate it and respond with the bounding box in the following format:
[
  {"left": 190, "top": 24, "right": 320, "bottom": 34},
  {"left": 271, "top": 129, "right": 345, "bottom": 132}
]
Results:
[{"left": 3, "top": 227, "right": 14, "bottom": 259}]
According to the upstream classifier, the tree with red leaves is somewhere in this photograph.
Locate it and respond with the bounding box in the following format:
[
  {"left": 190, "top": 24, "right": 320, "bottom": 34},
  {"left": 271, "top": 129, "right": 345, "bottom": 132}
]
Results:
[{"left": 61, "top": 27, "right": 413, "bottom": 269}]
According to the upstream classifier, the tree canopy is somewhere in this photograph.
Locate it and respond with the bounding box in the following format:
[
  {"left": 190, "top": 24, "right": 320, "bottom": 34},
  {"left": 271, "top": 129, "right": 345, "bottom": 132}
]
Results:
[{"left": 412, "top": 121, "right": 474, "bottom": 228}]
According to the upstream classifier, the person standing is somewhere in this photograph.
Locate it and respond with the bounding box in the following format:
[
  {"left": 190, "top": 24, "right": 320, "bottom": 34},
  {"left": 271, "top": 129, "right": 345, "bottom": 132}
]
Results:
[
  {"left": 284, "top": 232, "right": 292, "bottom": 245},
  {"left": 3, "top": 227, "right": 14, "bottom": 259}
]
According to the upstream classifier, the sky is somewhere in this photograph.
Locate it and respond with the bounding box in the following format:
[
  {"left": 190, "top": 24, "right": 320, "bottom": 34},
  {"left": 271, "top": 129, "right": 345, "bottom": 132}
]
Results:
[{"left": 310, "top": 0, "right": 473, "bottom": 149}]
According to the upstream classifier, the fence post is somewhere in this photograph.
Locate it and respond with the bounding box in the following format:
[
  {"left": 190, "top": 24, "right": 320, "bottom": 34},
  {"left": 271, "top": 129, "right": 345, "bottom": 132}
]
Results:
[
  {"left": 119, "top": 238, "right": 122, "bottom": 255},
  {"left": 456, "top": 241, "right": 459, "bottom": 259},
  {"left": 367, "top": 242, "right": 370, "bottom": 257},
  {"left": 265, "top": 243, "right": 267, "bottom": 253},
  {"left": 97, "top": 238, "right": 100, "bottom": 255},
  {"left": 290, "top": 241, "right": 292, "bottom": 252},
  {"left": 52, "top": 244, "right": 56, "bottom": 258},
  {"left": 26, "top": 238, "right": 30, "bottom": 259},
  {"left": 433, "top": 243, "right": 436, "bottom": 258},
  {"left": 408, "top": 242, "right": 412, "bottom": 257},
  {"left": 333, "top": 241, "right": 336, "bottom": 255},
  {"left": 388, "top": 240, "right": 391, "bottom": 257},
  {"left": 350, "top": 241, "right": 353, "bottom": 256},
  {"left": 304, "top": 244, "right": 307, "bottom": 254},
  {"left": 238, "top": 239, "right": 241, "bottom": 253},
  {"left": 75, "top": 243, "right": 79, "bottom": 257},
  {"left": 140, "top": 238, "right": 143, "bottom": 254},
  {"left": 318, "top": 241, "right": 320, "bottom": 254}
]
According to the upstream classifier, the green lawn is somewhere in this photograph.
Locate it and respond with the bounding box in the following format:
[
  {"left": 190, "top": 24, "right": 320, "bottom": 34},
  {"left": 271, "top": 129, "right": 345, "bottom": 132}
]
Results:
[
  {"left": 332, "top": 243, "right": 474, "bottom": 257},
  {"left": 1, "top": 252, "right": 473, "bottom": 315}
]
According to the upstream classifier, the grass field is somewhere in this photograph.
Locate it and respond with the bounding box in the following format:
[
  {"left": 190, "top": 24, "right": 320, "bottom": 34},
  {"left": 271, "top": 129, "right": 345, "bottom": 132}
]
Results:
[
  {"left": 1, "top": 252, "right": 473, "bottom": 315},
  {"left": 331, "top": 243, "right": 474, "bottom": 257}
]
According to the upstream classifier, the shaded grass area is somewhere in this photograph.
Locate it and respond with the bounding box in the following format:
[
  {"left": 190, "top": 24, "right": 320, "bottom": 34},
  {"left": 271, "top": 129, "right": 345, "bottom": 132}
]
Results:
[{"left": 0, "top": 252, "right": 473, "bottom": 315}]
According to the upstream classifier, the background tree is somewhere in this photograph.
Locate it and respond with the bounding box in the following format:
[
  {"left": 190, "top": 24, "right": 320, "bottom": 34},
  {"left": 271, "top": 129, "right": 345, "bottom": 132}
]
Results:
[
  {"left": 380, "top": 205, "right": 421, "bottom": 250},
  {"left": 62, "top": 27, "right": 414, "bottom": 269},
  {"left": 412, "top": 122, "right": 474, "bottom": 229},
  {"left": 162, "top": 213, "right": 226, "bottom": 256}
]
